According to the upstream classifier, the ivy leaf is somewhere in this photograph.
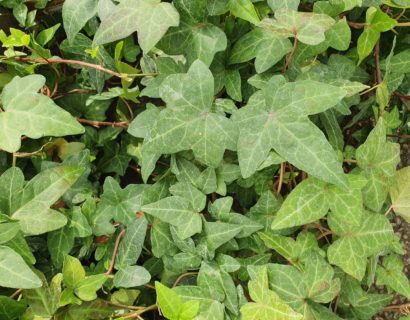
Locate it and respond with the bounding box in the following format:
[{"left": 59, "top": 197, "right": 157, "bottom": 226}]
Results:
[
  {"left": 142, "top": 196, "right": 202, "bottom": 240},
  {"left": 93, "top": 0, "right": 180, "bottom": 53},
  {"left": 158, "top": 22, "right": 227, "bottom": 66},
  {"left": 268, "top": 0, "right": 300, "bottom": 11},
  {"left": 271, "top": 174, "right": 367, "bottom": 230},
  {"left": 47, "top": 226, "right": 75, "bottom": 268},
  {"left": 114, "top": 266, "right": 151, "bottom": 288},
  {"left": 357, "top": 7, "right": 397, "bottom": 64},
  {"left": 229, "top": 0, "right": 260, "bottom": 25},
  {"left": 155, "top": 281, "right": 200, "bottom": 320},
  {"left": 229, "top": 28, "right": 293, "bottom": 73},
  {"left": 356, "top": 119, "right": 400, "bottom": 212},
  {"left": 241, "top": 267, "right": 302, "bottom": 320},
  {"left": 259, "top": 9, "right": 335, "bottom": 45},
  {"left": 257, "top": 252, "right": 340, "bottom": 318},
  {"left": 389, "top": 166, "right": 410, "bottom": 222},
  {"left": 62, "top": 0, "right": 98, "bottom": 44},
  {"left": 0, "top": 246, "right": 42, "bottom": 289},
  {"left": 0, "top": 75, "right": 84, "bottom": 153},
  {"left": 115, "top": 217, "right": 148, "bottom": 269},
  {"left": 9, "top": 166, "right": 83, "bottom": 235},
  {"left": 0, "top": 296, "right": 26, "bottom": 320},
  {"left": 96, "top": 177, "right": 147, "bottom": 226},
  {"left": 63, "top": 255, "right": 86, "bottom": 289},
  {"left": 327, "top": 212, "right": 397, "bottom": 280},
  {"left": 203, "top": 221, "right": 242, "bottom": 252},
  {"left": 376, "top": 254, "right": 410, "bottom": 298},
  {"left": 145, "top": 60, "right": 237, "bottom": 167},
  {"left": 74, "top": 274, "right": 107, "bottom": 301},
  {"left": 233, "top": 80, "right": 348, "bottom": 187}
]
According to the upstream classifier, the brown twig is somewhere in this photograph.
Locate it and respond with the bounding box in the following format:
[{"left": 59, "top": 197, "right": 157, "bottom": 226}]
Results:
[
  {"left": 374, "top": 41, "right": 382, "bottom": 85},
  {"left": 105, "top": 228, "right": 126, "bottom": 276},
  {"left": 77, "top": 118, "right": 129, "bottom": 128},
  {"left": 393, "top": 92, "right": 410, "bottom": 100},
  {"left": 10, "top": 289, "right": 22, "bottom": 299},
  {"left": 383, "top": 302, "right": 410, "bottom": 314},
  {"left": 282, "top": 35, "right": 298, "bottom": 73},
  {"left": 387, "top": 133, "right": 410, "bottom": 139},
  {"left": 347, "top": 21, "right": 410, "bottom": 29},
  {"left": 15, "top": 56, "right": 158, "bottom": 78},
  {"left": 343, "top": 159, "right": 357, "bottom": 164},
  {"left": 120, "top": 304, "right": 158, "bottom": 319},
  {"left": 172, "top": 272, "right": 198, "bottom": 288},
  {"left": 15, "top": 56, "right": 123, "bottom": 77},
  {"left": 276, "top": 162, "right": 286, "bottom": 196}
]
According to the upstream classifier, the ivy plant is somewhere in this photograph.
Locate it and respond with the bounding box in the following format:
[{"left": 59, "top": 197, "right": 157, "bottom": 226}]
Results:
[{"left": 0, "top": 0, "right": 409, "bottom": 319}]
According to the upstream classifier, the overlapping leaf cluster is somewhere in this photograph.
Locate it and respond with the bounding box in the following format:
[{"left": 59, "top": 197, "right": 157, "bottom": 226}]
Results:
[{"left": 0, "top": 0, "right": 409, "bottom": 319}]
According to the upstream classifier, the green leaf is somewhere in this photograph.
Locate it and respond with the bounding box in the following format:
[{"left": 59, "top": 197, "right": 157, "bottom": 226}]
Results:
[
  {"left": 74, "top": 274, "right": 107, "bottom": 301},
  {"left": 0, "top": 222, "right": 20, "bottom": 244},
  {"left": 260, "top": 9, "right": 335, "bottom": 45},
  {"left": 326, "top": 18, "right": 351, "bottom": 51},
  {"left": 142, "top": 196, "right": 202, "bottom": 240},
  {"left": 260, "top": 252, "right": 340, "bottom": 318},
  {"left": 62, "top": 0, "right": 98, "bottom": 44},
  {"left": 0, "top": 75, "right": 84, "bottom": 153},
  {"left": 229, "top": 28, "right": 292, "bottom": 73},
  {"left": 376, "top": 254, "right": 410, "bottom": 298},
  {"left": 9, "top": 166, "right": 83, "bottom": 235},
  {"left": 241, "top": 267, "right": 302, "bottom": 320},
  {"left": 170, "top": 182, "right": 206, "bottom": 212},
  {"left": 63, "top": 255, "right": 86, "bottom": 288},
  {"left": 115, "top": 217, "right": 148, "bottom": 269},
  {"left": 389, "top": 166, "right": 410, "bottom": 223},
  {"left": 145, "top": 60, "right": 237, "bottom": 167},
  {"left": 158, "top": 22, "right": 227, "bottom": 66},
  {"left": 0, "top": 295, "right": 26, "bottom": 320},
  {"left": 114, "top": 266, "right": 151, "bottom": 288},
  {"left": 356, "top": 119, "right": 400, "bottom": 212},
  {"left": 204, "top": 221, "right": 242, "bottom": 252},
  {"left": 229, "top": 0, "right": 260, "bottom": 25},
  {"left": 327, "top": 212, "right": 396, "bottom": 280},
  {"left": 233, "top": 80, "right": 348, "bottom": 187},
  {"left": 96, "top": 177, "right": 146, "bottom": 226},
  {"left": 47, "top": 226, "right": 75, "bottom": 268},
  {"left": 357, "top": 28, "right": 380, "bottom": 65},
  {"left": 0, "top": 246, "right": 41, "bottom": 289},
  {"left": 94, "top": 0, "right": 180, "bottom": 53},
  {"left": 156, "top": 281, "right": 200, "bottom": 320}
]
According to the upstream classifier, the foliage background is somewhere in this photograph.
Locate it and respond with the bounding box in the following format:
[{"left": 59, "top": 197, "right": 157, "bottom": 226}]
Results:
[{"left": 0, "top": 0, "right": 409, "bottom": 319}]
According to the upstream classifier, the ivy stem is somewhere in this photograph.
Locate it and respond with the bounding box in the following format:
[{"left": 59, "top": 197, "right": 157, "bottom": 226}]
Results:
[
  {"left": 172, "top": 272, "right": 198, "bottom": 288},
  {"left": 10, "top": 288, "right": 22, "bottom": 299},
  {"left": 374, "top": 40, "right": 382, "bottom": 85},
  {"left": 105, "top": 228, "right": 126, "bottom": 276},
  {"left": 384, "top": 205, "right": 393, "bottom": 216},
  {"left": 108, "top": 302, "right": 146, "bottom": 311},
  {"left": 120, "top": 304, "right": 158, "bottom": 319},
  {"left": 387, "top": 133, "right": 410, "bottom": 139},
  {"left": 282, "top": 35, "right": 297, "bottom": 73},
  {"left": 77, "top": 118, "right": 129, "bottom": 129},
  {"left": 276, "top": 162, "right": 286, "bottom": 196},
  {"left": 348, "top": 21, "right": 410, "bottom": 28},
  {"left": 383, "top": 302, "right": 410, "bottom": 312},
  {"left": 14, "top": 57, "right": 158, "bottom": 79}
]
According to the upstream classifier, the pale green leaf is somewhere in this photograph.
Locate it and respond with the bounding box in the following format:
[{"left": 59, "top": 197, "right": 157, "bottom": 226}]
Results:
[
  {"left": 0, "top": 246, "right": 41, "bottom": 289},
  {"left": 241, "top": 267, "right": 303, "bottom": 320},
  {"left": 229, "top": 0, "right": 260, "bottom": 25},
  {"left": 47, "top": 226, "right": 75, "bottom": 268},
  {"left": 94, "top": 0, "right": 180, "bottom": 53},
  {"left": 376, "top": 254, "right": 410, "bottom": 298},
  {"left": 142, "top": 196, "right": 202, "bottom": 240},
  {"left": 113, "top": 266, "right": 151, "bottom": 288},
  {"left": 267, "top": 0, "right": 300, "bottom": 11},
  {"left": 0, "top": 75, "right": 84, "bottom": 153},
  {"left": 11, "top": 166, "right": 84, "bottom": 235},
  {"left": 63, "top": 255, "right": 86, "bottom": 288},
  {"left": 389, "top": 166, "right": 410, "bottom": 222},
  {"left": 259, "top": 9, "right": 335, "bottom": 45},
  {"left": 328, "top": 212, "right": 396, "bottom": 280},
  {"left": 62, "top": 0, "right": 98, "bottom": 44},
  {"left": 74, "top": 274, "right": 107, "bottom": 301},
  {"left": 204, "top": 221, "right": 242, "bottom": 252}
]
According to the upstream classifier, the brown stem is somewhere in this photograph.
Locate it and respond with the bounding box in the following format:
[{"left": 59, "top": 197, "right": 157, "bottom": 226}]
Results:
[
  {"left": 387, "top": 134, "right": 410, "bottom": 139},
  {"left": 343, "top": 159, "right": 357, "bottom": 164},
  {"left": 283, "top": 35, "right": 298, "bottom": 73},
  {"left": 15, "top": 56, "right": 122, "bottom": 78},
  {"left": 394, "top": 92, "right": 410, "bottom": 100},
  {"left": 105, "top": 228, "right": 126, "bottom": 276},
  {"left": 383, "top": 302, "right": 410, "bottom": 312},
  {"left": 120, "top": 304, "right": 158, "bottom": 319},
  {"left": 348, "top": 21, "right": 410, "bottom": 29},
  {"left": 172, "top": 272, "right": 198, "bottom": 288},
  {"left": 77, "top": 118, "right": 129, "bottom": 128},
  {"left": 276, "top": 162, "right": 286, "bottom": 197},
  {"left": 374, "top": 41, "right": 382, "bottom": 85}
]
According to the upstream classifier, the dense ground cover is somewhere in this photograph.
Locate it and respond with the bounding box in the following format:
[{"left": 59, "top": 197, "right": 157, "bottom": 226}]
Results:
[{"left": 0, "top": 0, "right": 410, "bottom": 319}]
